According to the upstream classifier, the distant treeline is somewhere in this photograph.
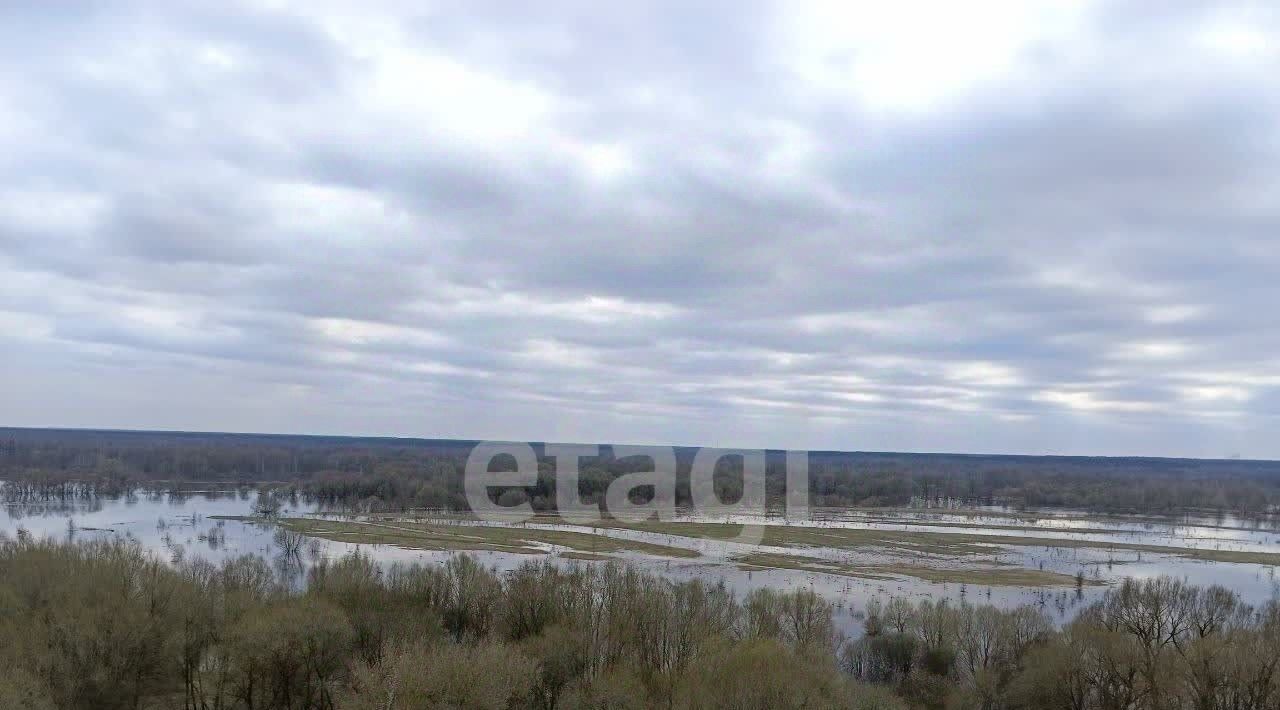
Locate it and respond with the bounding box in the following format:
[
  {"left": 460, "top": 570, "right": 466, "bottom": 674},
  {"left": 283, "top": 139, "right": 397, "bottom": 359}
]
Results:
[
  {"left": 1, "top": 535, "right": 1278, "bottom": 709},
  {"left": 3, "top": 428, "right": 1280, "bottom": 516}
]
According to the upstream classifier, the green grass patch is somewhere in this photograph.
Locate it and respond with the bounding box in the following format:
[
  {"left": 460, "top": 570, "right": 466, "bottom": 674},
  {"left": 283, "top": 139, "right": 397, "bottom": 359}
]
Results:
[
  {"left": 270, "top": 518, "right": 700, "bottom": 559},
  {"left": 732, "top": 552, "right": 1102, "bottom": 587}
]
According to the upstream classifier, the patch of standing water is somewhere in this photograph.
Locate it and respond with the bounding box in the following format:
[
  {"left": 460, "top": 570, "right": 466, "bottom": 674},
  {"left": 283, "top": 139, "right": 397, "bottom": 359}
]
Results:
[{"left": 4, "top": 489, "right": 1279, "bottom": 639}]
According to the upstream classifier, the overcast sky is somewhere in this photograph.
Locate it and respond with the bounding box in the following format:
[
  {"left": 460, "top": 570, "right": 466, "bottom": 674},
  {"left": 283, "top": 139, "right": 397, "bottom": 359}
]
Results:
[{"left": 2, "top": 1, "right": 1278, "bottom": 457}]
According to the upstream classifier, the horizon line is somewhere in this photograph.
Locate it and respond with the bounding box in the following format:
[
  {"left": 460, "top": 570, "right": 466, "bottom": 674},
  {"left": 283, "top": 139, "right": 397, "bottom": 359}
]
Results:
[{"left": 1, "top": 424, "right": 1274, "bottom": 465}]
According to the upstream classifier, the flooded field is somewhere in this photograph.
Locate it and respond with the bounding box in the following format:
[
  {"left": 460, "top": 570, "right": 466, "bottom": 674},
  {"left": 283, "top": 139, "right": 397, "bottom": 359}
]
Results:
[{"left": 5, "top": 487, "right": 1279, "bottom": 636}]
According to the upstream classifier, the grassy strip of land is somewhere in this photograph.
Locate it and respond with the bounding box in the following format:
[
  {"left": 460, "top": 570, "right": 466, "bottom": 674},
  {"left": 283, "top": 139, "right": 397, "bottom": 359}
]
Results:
[
  {"left": 816, "top": 517, "right": 1129, "bottom": 536},
  {"left": 560, "top": 551, "right": 614, "bottom": 561},
  {"left": 224, "top": 517, "right": 701, "bottom": 559},
  {"left": 826, "top": 508, "right": 1280, "bottom": 536},
  {"left": 732, "top": 552, "right": 1102, "bottom": 587},
  {"left": 579, "top": 519, "right": 1280, "bottom": 566},
  {"left": 583, "top": 520, "right": 998, "bottom": 556},
  {"left": 367, "top": 509, "right": 1279, "bottom": 537}
]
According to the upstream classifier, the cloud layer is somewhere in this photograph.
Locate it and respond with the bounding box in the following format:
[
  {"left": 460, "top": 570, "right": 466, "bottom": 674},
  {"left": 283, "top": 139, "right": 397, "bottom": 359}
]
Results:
[{"left": 2, "top": 1, "right": 1278, "bottom": 456}]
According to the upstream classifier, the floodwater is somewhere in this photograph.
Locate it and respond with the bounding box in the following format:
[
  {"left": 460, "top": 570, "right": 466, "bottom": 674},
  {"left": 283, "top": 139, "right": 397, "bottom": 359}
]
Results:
[{"left": 4, "top": 489, "right": 1279, "bottom": 637}]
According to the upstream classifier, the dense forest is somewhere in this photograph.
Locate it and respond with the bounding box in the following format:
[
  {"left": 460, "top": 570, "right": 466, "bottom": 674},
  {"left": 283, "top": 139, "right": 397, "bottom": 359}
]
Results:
[
  {"left": 1, "top": 534, "right": 1277, "bottom": 710},
  {"left": 4, "top": 428, "right": 1280, "bottom": 516}
]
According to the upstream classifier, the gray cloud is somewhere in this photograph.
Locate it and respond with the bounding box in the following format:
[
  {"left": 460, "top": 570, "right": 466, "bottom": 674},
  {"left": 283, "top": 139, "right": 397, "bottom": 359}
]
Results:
[{"left": 2, "top": 0, "right": 1279, "bottom": 457}]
